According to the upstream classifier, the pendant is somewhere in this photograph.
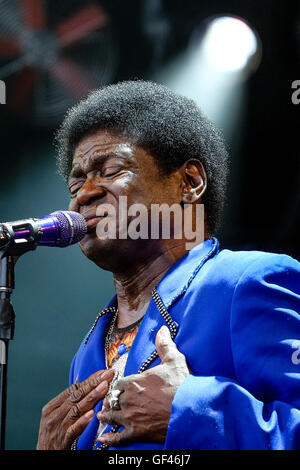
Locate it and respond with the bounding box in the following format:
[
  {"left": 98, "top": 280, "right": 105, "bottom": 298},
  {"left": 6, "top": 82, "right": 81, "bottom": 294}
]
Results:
[{"left": 117, "top": 343, "right": 127, "bottom": 355}]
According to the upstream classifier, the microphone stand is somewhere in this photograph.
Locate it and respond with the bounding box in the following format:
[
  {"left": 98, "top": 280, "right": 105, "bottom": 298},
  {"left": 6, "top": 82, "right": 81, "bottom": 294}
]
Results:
[
  {"left": 0, "top": 254, "right": 15, "bottom": 450},
  {"left": 0, "top": 226, "right": 38, "bottom": 450}
]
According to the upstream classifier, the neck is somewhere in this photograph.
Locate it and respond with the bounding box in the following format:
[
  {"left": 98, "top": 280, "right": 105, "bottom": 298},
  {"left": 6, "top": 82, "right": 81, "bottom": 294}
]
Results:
[{"left": 113, "top": 239, "right": 189, "bottom": 328}]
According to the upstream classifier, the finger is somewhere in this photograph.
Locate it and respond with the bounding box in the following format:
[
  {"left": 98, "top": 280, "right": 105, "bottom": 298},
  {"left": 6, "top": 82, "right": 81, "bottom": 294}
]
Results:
[
  {"left": 64, "top": 409, "right": 95, "bottom": 448},
  {"left": 45, "top": 369, "right": 112, "bottom": 413},
  {"left": 99, "top": 428, "right": 132, "bottom": 447},
  {"left": 97, "top": 408, "right": 123, "bottom": 427},
  {"left": 114, "top": 374, "right": 139, "bottom": 392},
  {"left": 102, "top": 396, "right": 110, "bottom": 410},
  {"left": 155, "top": 325, "right": 180, "bottom": 363},
  {"left": 67, "top": 369, "right": 114, "bottom": 405},
  {"left": 102, "top": 391, "right": 122, "bottom": 411},
  {"left": 67, "top": 369, "right": 114, "bottom": 404},
  {"left": 63, "top": 378, "right": 111, "bottom": 426},
  {"left": 45, "top": 369, "right": 114, "bottom": 423}
]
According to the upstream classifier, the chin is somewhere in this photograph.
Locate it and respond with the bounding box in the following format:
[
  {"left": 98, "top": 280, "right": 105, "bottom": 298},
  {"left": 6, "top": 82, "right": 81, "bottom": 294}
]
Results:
[{"left": 79, "top": 232, "right": 128, "bottom": 271}]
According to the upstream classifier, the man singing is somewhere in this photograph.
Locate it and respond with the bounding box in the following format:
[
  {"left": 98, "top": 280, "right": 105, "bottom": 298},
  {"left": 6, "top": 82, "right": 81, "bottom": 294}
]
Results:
[{"left": 37, "top": 80, "right": 300, "bottom": 450}]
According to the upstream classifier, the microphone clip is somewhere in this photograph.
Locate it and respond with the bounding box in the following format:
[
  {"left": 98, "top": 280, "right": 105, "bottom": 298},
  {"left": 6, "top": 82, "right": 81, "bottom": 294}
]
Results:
[{"left": 0, "top": 223, "right": 38, "bottom": 257}]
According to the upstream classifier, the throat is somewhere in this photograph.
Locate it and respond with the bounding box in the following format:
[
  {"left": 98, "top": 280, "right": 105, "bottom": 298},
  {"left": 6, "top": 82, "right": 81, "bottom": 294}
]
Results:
[
  {"left": 112, "top": 241, "right": 191, "bottom": 327},
  {"left": 113, "top": 272, "right": 163, "bottom": 328}
]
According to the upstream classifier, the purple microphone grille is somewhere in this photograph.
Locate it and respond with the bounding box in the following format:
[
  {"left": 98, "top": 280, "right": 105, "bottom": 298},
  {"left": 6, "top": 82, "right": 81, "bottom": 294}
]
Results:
[{"left": 50, "top": 211, "right": 87, "bottom": 247}]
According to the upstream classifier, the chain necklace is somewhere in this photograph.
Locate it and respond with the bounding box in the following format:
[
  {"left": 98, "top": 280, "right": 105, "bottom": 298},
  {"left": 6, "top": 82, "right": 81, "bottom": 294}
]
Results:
[{"left": 104, "top": 308, "right": 118, "bottom": 368}]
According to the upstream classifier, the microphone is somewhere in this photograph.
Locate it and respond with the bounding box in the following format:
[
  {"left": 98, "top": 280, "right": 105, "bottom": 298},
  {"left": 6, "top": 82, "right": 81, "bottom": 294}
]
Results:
[{"left": 0, "top": 211, "right": 87, "bottom": 250}]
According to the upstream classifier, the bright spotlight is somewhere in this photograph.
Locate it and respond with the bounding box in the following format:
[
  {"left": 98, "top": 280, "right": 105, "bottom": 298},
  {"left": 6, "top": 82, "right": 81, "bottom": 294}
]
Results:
[
  {"left": 202, "top": 16, "right": 260, "bottom": 72},
  {"left": 155, "top": 14, "right": 261, "bottom": 140}
]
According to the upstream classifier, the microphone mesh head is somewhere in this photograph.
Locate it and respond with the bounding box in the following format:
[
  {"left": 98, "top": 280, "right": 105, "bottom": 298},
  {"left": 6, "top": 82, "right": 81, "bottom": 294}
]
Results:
[{"left": 49, "top": 211, "right": 87, "bottom": 247}]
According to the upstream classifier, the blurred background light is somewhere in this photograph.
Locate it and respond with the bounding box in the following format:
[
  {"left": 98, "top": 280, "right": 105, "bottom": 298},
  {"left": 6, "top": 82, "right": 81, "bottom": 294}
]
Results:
[
  {"left": 201, "top": 16, "right": 260, "bottom": 73},
  {"left": 157, "top": 15, "right": 262, "bottom": 141}
]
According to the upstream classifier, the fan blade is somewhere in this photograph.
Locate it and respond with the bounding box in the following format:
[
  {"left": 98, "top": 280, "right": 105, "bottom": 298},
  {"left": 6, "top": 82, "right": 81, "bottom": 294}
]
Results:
[
  {"left": 9, "top": 66, "right": 38, "bottom": 111},
  {"left": 20, "top": 0, "right": 46, "bottom": 30},
  {"left": 49, "top": 57, "right": 96, "bottom": 98},
  {"left": 55, "top": 5, "right": 107, "bottom": 48},
  {"left": 0, "top": 37, "right": 20, "bottom": 57}
]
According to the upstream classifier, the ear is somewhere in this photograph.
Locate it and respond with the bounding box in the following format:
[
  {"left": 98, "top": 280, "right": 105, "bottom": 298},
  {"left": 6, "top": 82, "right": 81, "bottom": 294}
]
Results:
[{"left": 179, "top": 159, "right": 207, "bottom": 204}]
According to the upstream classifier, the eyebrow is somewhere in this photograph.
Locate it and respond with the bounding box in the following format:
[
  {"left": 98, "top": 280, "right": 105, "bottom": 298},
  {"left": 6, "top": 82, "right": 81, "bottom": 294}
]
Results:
[{"left": 69, "top": 152, "right": 131, "bottom": 179}]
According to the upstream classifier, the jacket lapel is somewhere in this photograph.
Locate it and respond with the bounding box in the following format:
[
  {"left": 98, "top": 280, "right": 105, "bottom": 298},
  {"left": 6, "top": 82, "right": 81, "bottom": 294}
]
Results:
[
  {"left": 76, "top": 296, "right": 117, "bottom": 450},
  {"left": 124, "top": 297, "right": 165, "bottom": 376}
]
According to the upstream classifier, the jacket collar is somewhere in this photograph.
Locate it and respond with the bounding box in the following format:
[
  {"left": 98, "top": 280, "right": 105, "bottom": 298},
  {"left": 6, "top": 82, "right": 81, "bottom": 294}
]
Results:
[{"left": 155, "top": 237, "right": 219, "bottom": 309}]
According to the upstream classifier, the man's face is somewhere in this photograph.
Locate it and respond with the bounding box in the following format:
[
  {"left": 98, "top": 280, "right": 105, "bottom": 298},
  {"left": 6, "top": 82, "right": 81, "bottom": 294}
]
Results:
[{"left": 68, "top": 129, "right": 182, "bottom": 271}]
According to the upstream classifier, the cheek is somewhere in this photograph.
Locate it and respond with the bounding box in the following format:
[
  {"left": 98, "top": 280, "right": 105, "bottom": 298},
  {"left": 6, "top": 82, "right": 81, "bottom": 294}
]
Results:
[
  {"left": 145, "top": 182, "right": 179, "bottom": 206},
  {"left": 68, "top": 198, "right": 78, "bottom": 211},
  {"left": 116, "top": 171, "right": 137, "bottom": 191},
  {"left": 114, "top": 174, "right": 148, "bottom": 205}
]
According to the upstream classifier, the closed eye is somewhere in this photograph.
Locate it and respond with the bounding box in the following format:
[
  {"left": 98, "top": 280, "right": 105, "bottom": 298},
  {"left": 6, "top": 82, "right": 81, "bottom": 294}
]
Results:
[
  {"left": 69, "top": 180, "right": 85, "bottom": 197},
  {"left": 68, "top": 161, "right": 127, "bottom": 196},
  {"left": 102, "top": 165, "right": 124, "bottom": 177}
]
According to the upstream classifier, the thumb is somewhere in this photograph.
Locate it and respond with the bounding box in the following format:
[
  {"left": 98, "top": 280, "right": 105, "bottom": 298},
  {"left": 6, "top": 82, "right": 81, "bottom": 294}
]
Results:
[{"left": 155, "top": 325, "right": 178, "bottom": 363}]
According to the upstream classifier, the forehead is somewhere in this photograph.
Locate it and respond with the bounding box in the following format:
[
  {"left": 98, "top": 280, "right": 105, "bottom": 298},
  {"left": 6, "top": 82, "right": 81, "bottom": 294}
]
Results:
[
  {"left": 73, "top": 129, "right": 134, "bottom": 164},
  {"left": 71, "top": 129, "right": 161, "bottom": 180}
]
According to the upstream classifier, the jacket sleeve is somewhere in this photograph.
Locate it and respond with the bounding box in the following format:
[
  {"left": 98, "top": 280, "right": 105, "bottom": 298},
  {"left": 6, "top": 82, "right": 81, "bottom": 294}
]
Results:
[
  {"left": 164, "top": 254, "right": 300, "bottom": 450},
  {"left": 69, "top": 353, "right": 77, "bottom": 385}
]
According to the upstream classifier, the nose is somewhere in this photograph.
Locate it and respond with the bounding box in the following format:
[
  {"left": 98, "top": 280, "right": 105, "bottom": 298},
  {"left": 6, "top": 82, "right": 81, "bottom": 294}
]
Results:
[{"left": 76, "top": 177, "right": 106, "bottom": 206}]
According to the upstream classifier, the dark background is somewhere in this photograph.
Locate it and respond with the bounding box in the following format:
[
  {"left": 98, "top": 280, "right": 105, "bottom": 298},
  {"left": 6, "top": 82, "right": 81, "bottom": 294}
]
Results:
[{"left": 0, "top": 0, "right": 299, "bottom": 449}]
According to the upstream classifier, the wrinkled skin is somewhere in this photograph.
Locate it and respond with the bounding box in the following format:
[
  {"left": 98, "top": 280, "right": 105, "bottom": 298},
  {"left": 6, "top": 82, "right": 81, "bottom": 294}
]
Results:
[{"left": 36, "top": 369, "right": 114, "bottom": 450}]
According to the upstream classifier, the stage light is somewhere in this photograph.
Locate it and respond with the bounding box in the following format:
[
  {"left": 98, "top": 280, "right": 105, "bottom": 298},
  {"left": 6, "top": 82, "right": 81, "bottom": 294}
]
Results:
[
  {"left": 155, "top": 14, "right": 261, "bottom": 142},
  {"left": 201, "top": 16, "right": 260, "bottom": 73}
]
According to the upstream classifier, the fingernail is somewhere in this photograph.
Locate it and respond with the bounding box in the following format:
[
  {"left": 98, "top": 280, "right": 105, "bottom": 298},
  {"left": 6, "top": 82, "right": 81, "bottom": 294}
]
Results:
[
  {"left": 84, "top": 410, "right": 94, "bottom": 421},
  {"left": 100, "top": 369, "right": 114, "bottom": 380}
]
